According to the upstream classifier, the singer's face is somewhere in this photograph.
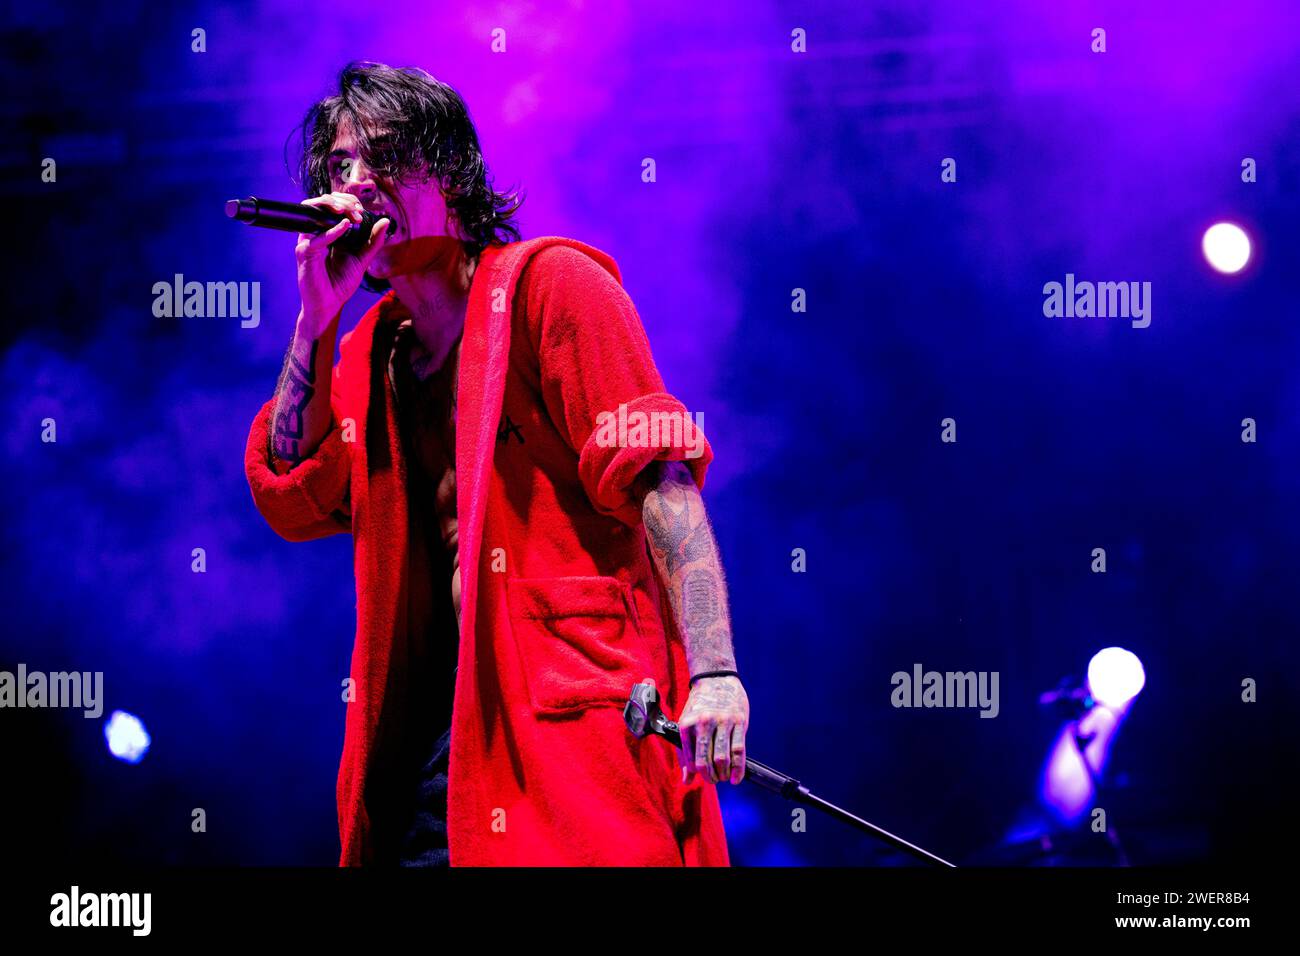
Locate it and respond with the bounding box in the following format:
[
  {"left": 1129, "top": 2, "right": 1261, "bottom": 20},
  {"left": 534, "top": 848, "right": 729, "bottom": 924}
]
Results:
[{"left": 327, "top": 118, "right": 466, "bottom": 277}]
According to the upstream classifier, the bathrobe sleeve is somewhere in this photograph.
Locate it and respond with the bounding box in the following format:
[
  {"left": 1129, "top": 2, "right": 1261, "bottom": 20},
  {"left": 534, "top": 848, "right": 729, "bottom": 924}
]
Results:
[{"left": 519, "top": 244, "right": 713, "bottom": 528}]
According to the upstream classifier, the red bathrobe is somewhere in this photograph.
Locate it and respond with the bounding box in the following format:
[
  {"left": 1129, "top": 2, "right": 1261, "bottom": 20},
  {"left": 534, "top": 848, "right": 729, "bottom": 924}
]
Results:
[{"left": 244, "top": 235, "right": 730, "bottom": 866}]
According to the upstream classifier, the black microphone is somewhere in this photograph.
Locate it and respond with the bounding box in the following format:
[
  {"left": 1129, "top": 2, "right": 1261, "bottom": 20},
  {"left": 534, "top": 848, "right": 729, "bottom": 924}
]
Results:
[{"left": 225, "top": 196, "right": 381, "bottom": 254}]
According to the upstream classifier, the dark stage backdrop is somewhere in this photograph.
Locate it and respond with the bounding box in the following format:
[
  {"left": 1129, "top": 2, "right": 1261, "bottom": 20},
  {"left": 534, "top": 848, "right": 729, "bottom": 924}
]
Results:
[{"left": 3, "top": 1, "right": 1297, "bottom": 866}]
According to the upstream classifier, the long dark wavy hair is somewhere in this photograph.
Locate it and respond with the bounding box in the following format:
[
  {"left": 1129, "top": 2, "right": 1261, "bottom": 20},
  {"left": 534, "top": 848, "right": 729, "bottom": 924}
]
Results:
[{"left": 291, "top": 61, "right": 524, "bottom": 291}]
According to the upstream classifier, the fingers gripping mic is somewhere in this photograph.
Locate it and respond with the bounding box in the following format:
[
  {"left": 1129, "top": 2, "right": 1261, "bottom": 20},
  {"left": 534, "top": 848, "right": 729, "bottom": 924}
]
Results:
[
  {"left": 225, "top": 196, "right": 379, "bottom": 254},
  {"left": 624, "top": 682, "right": 805, "bottom": 798}
]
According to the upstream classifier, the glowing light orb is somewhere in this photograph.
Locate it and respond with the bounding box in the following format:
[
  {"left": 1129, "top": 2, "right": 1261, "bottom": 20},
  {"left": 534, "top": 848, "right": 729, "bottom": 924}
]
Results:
[
  {"left": 104, "top": 710, "right": 151, "bottom": 764},
  {"left": 1202, "top": 222, "right": 1251, "bottom": 274},
  {"left": 1086, "top": 648, "right": 1146, "bottom": 709}
]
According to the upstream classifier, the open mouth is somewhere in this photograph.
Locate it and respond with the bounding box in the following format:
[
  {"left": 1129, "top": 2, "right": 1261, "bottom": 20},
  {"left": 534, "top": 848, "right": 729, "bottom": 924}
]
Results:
[{"left": 367, "top": 209, "right": 398, "bottom": 237}]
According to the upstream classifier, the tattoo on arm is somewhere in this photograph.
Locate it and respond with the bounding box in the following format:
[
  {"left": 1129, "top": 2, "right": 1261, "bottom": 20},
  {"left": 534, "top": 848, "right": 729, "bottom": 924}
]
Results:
[
  {"left": 271, "top": 339, "right": 318, "bottom": 463},
  {"left": 640, "top": 461, "right": 737, "bottom": 675},
  {"left": 683, "top": 569, "right": 719, "bottom": 631}
]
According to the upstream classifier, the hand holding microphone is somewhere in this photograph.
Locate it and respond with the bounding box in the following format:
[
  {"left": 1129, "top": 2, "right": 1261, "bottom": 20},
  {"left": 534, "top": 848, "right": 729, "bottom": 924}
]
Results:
[{"left": 226, "top": 193, "right": 391, "bottom": 337}]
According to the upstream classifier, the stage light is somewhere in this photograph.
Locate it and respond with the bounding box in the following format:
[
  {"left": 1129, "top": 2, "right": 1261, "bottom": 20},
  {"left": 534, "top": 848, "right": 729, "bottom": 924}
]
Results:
[
  {"left": 1086, "top": 647, "right": 1146, "bottom": 709},
  {"left": 104, "top": 710, "right": 151, "bottom": 764},
  {"left": 1039, "top": 649, "right": 1145, "bottom": 826},
  {"left": 1202, "top": 222, "right": 1251, "bottom": 274}
]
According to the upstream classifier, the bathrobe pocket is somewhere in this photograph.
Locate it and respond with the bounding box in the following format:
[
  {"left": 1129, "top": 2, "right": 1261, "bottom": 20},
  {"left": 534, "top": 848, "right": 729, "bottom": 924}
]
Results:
[{"left": 507, "top": 575, "right": 647, "bottom": 716}]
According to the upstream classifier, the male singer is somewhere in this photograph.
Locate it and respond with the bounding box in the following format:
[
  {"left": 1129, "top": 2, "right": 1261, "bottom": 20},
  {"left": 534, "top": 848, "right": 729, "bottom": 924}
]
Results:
[{"left": 243, "top": 62, "right": 748, "bottom": 866}]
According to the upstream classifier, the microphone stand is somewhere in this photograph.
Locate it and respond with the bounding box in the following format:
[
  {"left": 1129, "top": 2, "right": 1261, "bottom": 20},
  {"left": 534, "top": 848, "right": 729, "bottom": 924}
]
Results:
[{"left": 624, "top": 682, "right": 956, "bottom": 868}]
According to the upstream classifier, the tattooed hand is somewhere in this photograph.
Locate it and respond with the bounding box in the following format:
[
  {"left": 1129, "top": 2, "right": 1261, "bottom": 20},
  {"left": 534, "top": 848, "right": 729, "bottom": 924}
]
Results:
[{"left": 677, "top": 675, "right": 749, "bottom": 785}]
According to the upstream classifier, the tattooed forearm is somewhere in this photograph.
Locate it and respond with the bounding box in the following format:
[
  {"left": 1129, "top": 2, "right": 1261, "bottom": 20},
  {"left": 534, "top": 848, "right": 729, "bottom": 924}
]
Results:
[
  {"left": 639, "top": 461, "right": 737, "bottom": 674},
  {"left": 272, "top": 338, "right": 318, "bottom": 463},
  {"left": 640, "top": 460, "right": 749, "bottom": 785},
  {"left": 268, "top": 310, "right": 342, "bottom": 467}
]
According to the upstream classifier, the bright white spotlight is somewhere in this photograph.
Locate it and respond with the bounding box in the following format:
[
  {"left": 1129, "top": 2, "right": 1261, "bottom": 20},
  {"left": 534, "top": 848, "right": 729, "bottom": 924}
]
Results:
[
  {"left": 1202, "top": 222, "right": 1251, "bottom": 274},
  {"left": 104, "top": 710, "right": 151, "bottom": 764},
  {"left": 1087, "top": 647, "right": 1146, "bottom": 709}
]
